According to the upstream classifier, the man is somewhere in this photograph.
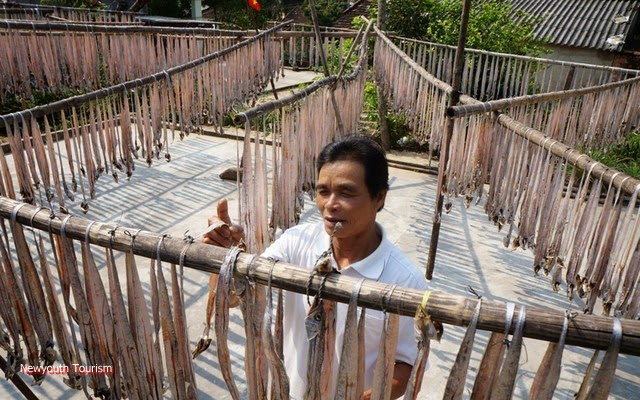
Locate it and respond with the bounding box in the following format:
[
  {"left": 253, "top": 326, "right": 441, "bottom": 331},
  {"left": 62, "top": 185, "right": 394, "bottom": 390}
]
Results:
[{"left": 204, "top": 135, "right": 428, "bottom": 399}]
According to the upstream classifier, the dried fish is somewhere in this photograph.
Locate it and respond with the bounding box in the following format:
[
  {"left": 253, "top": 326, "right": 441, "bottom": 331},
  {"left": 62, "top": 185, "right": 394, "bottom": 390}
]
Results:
[
  {"left": 404, "top": 291, "right": 435, "bottom": 400},
  {"left": 335, "top": 279, "right": 365, "bottom": 400},
  {"left": 262, "top": 260, "right": 290, "bottom": 400},
  {"left": 443, "top": 300, "right": 482, "bottom": 400},
  {"left": 529, "top": 313, "right": 570, "bottom": 400},
  {"left": 490, "top": 306, "right": 526, "bottom": 400},
  {"left": 215, "top": 246, "right": 244, "bottom": 400},
  {"left": 370, "top": 312, "right": 400, "bottom": 400}
]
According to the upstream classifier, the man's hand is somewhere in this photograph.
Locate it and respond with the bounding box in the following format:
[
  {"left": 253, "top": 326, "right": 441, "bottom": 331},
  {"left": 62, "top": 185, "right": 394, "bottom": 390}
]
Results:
[
  {"left": 360, "top": 362, "right": 412, "bottom": 400},
  {"left": 202, "top": 199, "right": 245, "bottom": 248}
]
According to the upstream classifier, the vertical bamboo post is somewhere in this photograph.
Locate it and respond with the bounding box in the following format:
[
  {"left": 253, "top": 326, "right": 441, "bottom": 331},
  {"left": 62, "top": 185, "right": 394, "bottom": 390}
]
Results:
[
  {"left": 376, "top": 0, "right": 391, "bottom": 149},
  {"left": 426, "top": 0, "right": 472, "bottom": 280},
  {"left": 307, "top": 0, "right": 345, "bottom": 135}
]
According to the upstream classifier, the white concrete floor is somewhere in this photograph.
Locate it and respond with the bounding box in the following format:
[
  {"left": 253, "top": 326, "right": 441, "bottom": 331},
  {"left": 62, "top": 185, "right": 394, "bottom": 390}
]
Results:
[{"left": 0, "top": 133, "right": 638, "bottom": 399}]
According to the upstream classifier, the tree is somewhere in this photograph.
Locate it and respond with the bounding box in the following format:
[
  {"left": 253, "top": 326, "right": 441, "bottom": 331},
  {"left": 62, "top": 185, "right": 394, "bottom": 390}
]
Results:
[
  {"left": 303, "top": 0, "right": 348, "bottom": 26},
  {"left": 385, "top": 0, "right": 545, "bottom": 56}
]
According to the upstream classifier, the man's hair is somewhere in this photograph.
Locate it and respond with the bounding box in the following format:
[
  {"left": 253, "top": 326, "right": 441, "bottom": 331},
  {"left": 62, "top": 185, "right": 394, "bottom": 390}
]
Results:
[{"left": 316, "top": 135, "right": 389, "bottom": 199}]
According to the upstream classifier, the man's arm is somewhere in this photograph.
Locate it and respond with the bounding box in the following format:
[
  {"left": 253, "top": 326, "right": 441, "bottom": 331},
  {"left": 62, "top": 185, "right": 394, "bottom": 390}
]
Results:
[{"left": 361, "top": 361, "right": 413, "bottom": 400}]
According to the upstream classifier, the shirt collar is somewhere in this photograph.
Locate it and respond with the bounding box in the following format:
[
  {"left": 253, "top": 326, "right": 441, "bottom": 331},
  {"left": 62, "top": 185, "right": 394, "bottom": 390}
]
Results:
[{"left": 312, "top": 222, "right": 388, "bottom": 280}]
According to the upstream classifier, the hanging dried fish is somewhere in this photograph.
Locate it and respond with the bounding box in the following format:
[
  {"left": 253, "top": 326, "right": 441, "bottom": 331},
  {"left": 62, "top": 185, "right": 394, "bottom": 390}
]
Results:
[
  {"left": 404, "top": 291, "right": 436, "bottom": 400},
  {"left": 575, "top": 318, "right": 622, "bottom": 400},
  {"left": 9, "top": 206, "right": 54, "bottom": 384},
  {"left": 490, "top": 306, "right": 526, "bottom": 400},
  {"left": 261, "top": 260, "right": 290, "bottom": 400},
  {"left": 335, "top": 279, "right": 365, "bottom": 400},
  {"left": 369, "top": 312, "right": 400, "bottom": 400},
  {"left": 443, "top": 300, "right": 482, "bottom": 400},
  {"left": 126, "top": 247, "right": 163, "bottom": 398},
  {"left": 58, "top": 216, "right": 109, "bottom": 396},
  {"left": 105, "top": 239, "right": 149, "bottom": 399},
  {"left": 154, "top": 239, "right": 188, "bottom": 400},
  {"left": 215, "top": 246, "right": 244, "bottom": 400},
  {"left": 529, "top": 313, "right": 570, "bottom": 400},
  {"left": 79, "top": 224, "right": 118, "bottom": 397},
  {"left": 239, "top": 267, "right": 268, "bottom": 400}
]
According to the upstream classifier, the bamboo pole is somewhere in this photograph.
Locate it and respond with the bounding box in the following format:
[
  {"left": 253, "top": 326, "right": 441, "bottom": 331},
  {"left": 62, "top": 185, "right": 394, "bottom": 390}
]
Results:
[
  {"left": 0, "top": 21, "right": 291, "bottom": 127},
  {"left": 426, "top": 0, "right": 472, "bottom": 280},
  {"left": 4, "top": 1, "right": 142, "bottom": 15},
  {"left": 0, "top": 20, "right": 252, "bottom": 36},
  {"left": 2, "top": 196, "right": 640, "bottom": 356},
  {"left": 235, "top": 76, "right": 337, "bottom": 123},
  {"left": 0, "top": 21, "right": 361, "bottom": 39},
  {"left": 447, "top": 75, "right": 640, "bottom": 117},
  {"left": 0, "top": 355, "right": 39, "bottom": 400},
  {"left": 307, "top": 0, "right": 345, "bottom": 136},
  {"left": 235, "top": 63, "right": 366, "bottom": 124},
  {"left": 490, "top": 111, "right": 640, "bottom": 196}
]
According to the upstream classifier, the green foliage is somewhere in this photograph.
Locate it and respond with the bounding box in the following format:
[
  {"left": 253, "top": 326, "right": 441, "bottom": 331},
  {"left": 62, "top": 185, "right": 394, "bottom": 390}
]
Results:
[
  {"left": 41, "top": 0, "right": 105, "bottom": 8},
  {"left": 0, "top": 87, "right": 82, "bottom": 116},
  {"left": 302, "top": 0, "right": 348, "bottom": 26},
  {"left": 204, "top": 0, "right": 277, "bottom": 29},
  {"left": 590, "top": 131, "right": 640, "bottom": 179},
  {"left": 147, "top": 0, "right": 191, "bottom": 18},
  {"left": 384, "top": 0, "right": 546, "bottom": 56}
]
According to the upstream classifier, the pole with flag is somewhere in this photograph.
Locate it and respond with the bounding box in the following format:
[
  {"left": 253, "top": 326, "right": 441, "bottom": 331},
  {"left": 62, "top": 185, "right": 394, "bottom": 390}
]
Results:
[{"left": 248, "top": 0, "right": 261, "bottom": 11}]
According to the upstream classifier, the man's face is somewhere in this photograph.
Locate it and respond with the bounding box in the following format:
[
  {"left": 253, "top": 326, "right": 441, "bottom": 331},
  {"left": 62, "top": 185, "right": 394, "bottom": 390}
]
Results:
[{"left": 315, "top": 160, "right": 386, "bottom": 239}]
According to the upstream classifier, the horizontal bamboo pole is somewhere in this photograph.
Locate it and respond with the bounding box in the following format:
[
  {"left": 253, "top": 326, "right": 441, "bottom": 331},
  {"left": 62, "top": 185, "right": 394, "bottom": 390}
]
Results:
[
  {"left": 2, "top": 196, "right": 640, "bottom": 356},
  {"left": 0, "top": 20, "right": 254, "bottom": 36},
  {"left": 0, "top": 21, "right": 290, "bottom": 127},
  {"left": 0, "top": 20, "right": 362, "bottom": 39},
  {"left": 4, "top": 1, "right": 142, "bottom": 15},
  {"left": 447, "top": 75, "right": 640, "bottom": 117},
  {"left": 491, "top": 111, "right": 640, "bottom": 196},
  {"left": 235, "top": 75, "right": 337, "bottom": 122},
  {"left": 235, "top": 61, "right": 365, "bottom": 123}
]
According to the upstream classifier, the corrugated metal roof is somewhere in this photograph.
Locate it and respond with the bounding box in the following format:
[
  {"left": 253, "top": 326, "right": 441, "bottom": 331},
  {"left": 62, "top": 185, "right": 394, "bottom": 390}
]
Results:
[{"left": 510, "top": 0, "right": 640, "bottom": 51}]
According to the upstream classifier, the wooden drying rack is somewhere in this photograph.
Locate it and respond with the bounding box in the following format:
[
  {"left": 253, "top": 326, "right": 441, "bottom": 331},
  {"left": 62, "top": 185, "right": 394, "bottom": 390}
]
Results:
[{"left": 1, "top": 196, "right": 639, "bottom": 356}]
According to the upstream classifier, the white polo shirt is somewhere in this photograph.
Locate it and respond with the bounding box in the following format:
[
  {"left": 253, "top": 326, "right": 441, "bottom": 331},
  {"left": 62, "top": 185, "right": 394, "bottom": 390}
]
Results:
[{"left": 261, "top": 221, "right": 429, "bottom": 400}]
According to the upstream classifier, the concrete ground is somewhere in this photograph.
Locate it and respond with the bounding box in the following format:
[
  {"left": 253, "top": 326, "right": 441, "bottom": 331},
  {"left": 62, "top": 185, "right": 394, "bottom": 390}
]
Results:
[{"left": 0, "top": 131, "right": 637, "bottom": 399}]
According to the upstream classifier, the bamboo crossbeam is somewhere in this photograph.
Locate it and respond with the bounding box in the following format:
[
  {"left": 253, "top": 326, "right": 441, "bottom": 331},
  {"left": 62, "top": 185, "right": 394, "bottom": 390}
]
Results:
[
  {"left": 390, "top": 35, "right": 640, "bottom": 77},
  {"left": 4, "top": 1, "right": 142, "bottom": 15},
  {"left": 235, "top": 61, "right": 365, "bottom": 123},
  {"left": 2, "top": 196, "right": 640, "bottom": 356},
  {"left": 235, "top": 75, "right": 337, "bottom": 122},
  {"left": 0, "top": 19, "right": 252, "bottom": 36},
  {"left": 447, "top": 75, "right": 640, "bottom": 117},
  {"left": 489, "top": 111, "right": 640, "bottom": 196},
  {"left": 0, "top": 21, "right": 291, "bottom": 127},
  {"left": 0, "top": 20, "right": 363, "bottom": 39}
]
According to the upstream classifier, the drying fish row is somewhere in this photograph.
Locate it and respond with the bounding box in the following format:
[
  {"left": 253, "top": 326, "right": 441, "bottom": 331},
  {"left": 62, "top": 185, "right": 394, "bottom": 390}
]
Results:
[
  {"left": 443, "top": 107, "right": 640, "bottom": 317},
  {"left": 374, "top": 30, "right": 449, "bottom": 161},
  {"left": 197, "top": 242, "right": 625, "bottom": 400},
  {"left": 0, "top": 206, "right": 196, "bottom": 398},
  {"left": 0, "top": 27, "right": 243, "bottom": 101},
  {"left": 497, "top": 80, "right": 640, "bottom": 153},
  {"left": 374, "top": 28, "right": 640, "bottom": 318},
  {"left": 0, "top": 28, "right": 283, "bottom": 213},
  {"left": 394, "top": 37, "right": 640, "bottom": 101}
]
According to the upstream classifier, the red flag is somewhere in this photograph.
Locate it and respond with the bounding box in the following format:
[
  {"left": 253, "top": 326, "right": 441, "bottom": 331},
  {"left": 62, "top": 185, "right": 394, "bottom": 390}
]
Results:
[{"left": 248, "top": 0, "right": 261, "bottom": 11}]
